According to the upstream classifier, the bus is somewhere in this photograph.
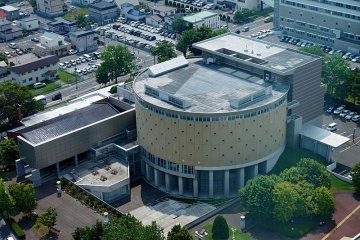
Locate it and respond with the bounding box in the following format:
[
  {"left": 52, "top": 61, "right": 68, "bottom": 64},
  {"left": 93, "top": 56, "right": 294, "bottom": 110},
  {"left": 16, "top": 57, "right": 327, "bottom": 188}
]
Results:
[{"left": 34, "top": 95, "right": 47, "bottom": 105}]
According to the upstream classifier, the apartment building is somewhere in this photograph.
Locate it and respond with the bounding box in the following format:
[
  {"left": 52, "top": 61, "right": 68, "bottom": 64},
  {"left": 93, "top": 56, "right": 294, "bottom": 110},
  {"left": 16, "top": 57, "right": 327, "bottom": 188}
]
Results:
[
  {"left": 279, "top": 0, "right": 360, "bottom": 53},
  {"left": 183, "top": 11, "right": 220, "bottom": 30}
]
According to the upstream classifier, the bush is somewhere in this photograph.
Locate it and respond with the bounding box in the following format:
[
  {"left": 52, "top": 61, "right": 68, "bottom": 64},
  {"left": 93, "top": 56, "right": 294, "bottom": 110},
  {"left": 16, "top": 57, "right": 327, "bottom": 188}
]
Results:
[
  {"left": 7, "top": 218, "right": 25, "bottom": 239},
  {"left": 110, "top": 85, "right": 117, "bottom": 94},
  {"left": 212, "top": 215, "right": 229, "bottom": 240}
]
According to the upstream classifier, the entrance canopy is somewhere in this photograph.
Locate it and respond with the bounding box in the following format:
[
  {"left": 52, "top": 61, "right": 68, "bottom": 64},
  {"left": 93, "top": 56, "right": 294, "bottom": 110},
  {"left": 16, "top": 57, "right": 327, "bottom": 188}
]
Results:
[{"left": 301, "top": 124, "right": 349, "bottom": 148}]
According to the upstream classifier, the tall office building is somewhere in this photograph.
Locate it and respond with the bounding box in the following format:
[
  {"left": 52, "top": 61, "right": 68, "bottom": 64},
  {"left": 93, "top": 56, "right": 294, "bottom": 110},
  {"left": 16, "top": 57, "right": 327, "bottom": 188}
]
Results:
[{"left": 279, "top": 0, "right": 360, "bottom": 53}]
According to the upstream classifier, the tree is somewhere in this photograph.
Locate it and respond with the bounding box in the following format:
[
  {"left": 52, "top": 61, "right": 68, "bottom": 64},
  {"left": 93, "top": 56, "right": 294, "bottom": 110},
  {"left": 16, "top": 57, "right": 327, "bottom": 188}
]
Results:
[
  {"left": 100, "top": 45, "right": 136, "bottom": 83},
  {"left": 212, "top": 215, "right": 229, "bottom": 240},
  {"left": 167, "top": 224, "right": 192, "bottom": 240},
  {"left": 95, "top": 64, "right": 110, "bottom": 86},
  {"left": 72, "top": 221, "right": 104, "bottom": 240},
  {"left": 172, "top": 18, "right": 191, "bottom": 33},
  {"left": 75, "top": 14, "right": 94, "bottom": 28},
  {"left": 349, "top": 68, "right": 360, "bottom": 106},
  {"left": 233, "top": 8, "right": 256, "bottom": 23},
  {"left": 272, "top": 181, "right": 300, "bottom": 223},
  {"left": 0, "top": 81, "right": 43, "bottom": 126},
  {"left": 38, "top": 207, "right": 57, "bottom": 232},
  {"left": 322, "top": 54, "right": 351, "bottom": 98},
  {"left": 313, "top": 186, "right": 335, "bottom": 220},
  {"left": 296, "top": 158, "right": 331, "bottom": 189},
  {"left": 0, "top": 139, "right": 19, "bottom": 168},
  {"left": 8, "top": 183, "right": 37, "bottom": 215},
  {"left": 102, "top": 214, "right": 164, "bottom": 240},
  {"left": 0, "top": 180, "right": 16, "bottom": 218},
  {"left": 240, "top": 175, "right": 283, "bottom": 220},
  {"left": 0, "top": 52, "right": 8, "bottom": 64},
  {"left": 299, "top": 46, "right": 326, "bottom": 57},
  {"left": 29, "top": 0, "right": 36, "bottom": 8},
  {"left": 151, "top": 43, "right": 177, "bottom": 63},
  {"left": 351, "top": 162, "right": 360, "bottom": 192}
]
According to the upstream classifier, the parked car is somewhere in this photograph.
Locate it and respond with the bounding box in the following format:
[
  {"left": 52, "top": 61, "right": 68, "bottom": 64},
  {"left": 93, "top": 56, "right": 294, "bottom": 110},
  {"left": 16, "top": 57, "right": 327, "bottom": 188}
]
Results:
[
  {"left": 52, "top": 92, "right": 62, "bottom": 101},
  {"left": 333, "top": 105, "right": 345, "bottom": 115},
  {"left": 326, "top": 122, "right": 337, "bottom": 132},
  {"left": 69, "top": 49, "right": 78, "bottom": 55},
  {"left": 352, "top": 115, "right": 360, "bottom": 122},
  {"left": 31, "top": 37, "right": 39, "bottom": 42},
  {"left": 326, "top": 106, "right": 334, "bottom": 113},
  {"left": 339, "top": 109, "right": 350, "bottom": 117},
  {"left": 8, "top": 42, "right": 16, "bottom": 48},
  {"left": 345, "top": 112, "right": 357, "bottom": 120},
  {"left": 33, "top": 82, "right": 46, "bottom": 89}
]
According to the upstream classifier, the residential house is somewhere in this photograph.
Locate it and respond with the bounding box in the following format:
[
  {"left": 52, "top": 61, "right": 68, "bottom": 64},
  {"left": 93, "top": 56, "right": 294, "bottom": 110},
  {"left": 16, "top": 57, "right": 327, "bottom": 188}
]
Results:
[
  {"left": 152, "top": 5, "right": 176, "bottom": 28},
  {"left": 0, "top": 11, "right": 23, "bottom": 41},
  {"left": 146, "top": 14, "right": 162, "bottom": 27},
  {"left": 71, "top": 0, "right": 95, "bottom": 7},
  {"left": 183, "top": 11, "right": 220, "bottom": 30},
  {"left": 89, "top": 1, "right": 119, "bottom": 25},
  {"left": 120, "top": 2, "right": 133, "bottom": 15},
  {"left": 120, "top": 3, "right": 147, "bottom": 21},
  {"left": 0, "top": 5, "right": 20, "bottom": 21},
  {"left": 10, "top": 55, "right": 59, "bottom": 86},
  {"left": 15, "top": 17, "right": 39, "bottom": 31},
  {"left": 36, "top": 0, "right": 65, "bottom": 17},
  {"left": 68, "top": 30, "right": 97, "bottom": 52},
  {"left": 34, "top": 32, "right": 71, "bottom": 57},
  {"left": 47, "top": 17, "right": 78, "bottom": 34}
]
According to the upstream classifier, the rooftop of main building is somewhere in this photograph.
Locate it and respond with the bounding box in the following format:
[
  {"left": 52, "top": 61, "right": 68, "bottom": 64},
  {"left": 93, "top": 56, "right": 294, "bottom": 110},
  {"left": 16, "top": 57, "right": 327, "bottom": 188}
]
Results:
[
  {"left": 134, "top": 58, "right": 289, "bottom": 114},
  {"left": 193, "top": 33, "right": 319, "bottom": 74}
]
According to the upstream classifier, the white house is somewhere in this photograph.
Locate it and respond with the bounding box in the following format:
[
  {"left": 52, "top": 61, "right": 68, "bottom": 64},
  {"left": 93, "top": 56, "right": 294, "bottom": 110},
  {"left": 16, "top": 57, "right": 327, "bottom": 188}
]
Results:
[
  {"left": 10, "top": 55, "right": 59, "bottom": 86},
  {"left": 34, "top": 32, "right": 71, "bottom": 57},
  {"left": 183, "top": 11, "right": 220, "bottom": 30},
  {"left": 15, "top": 17, "right": 39, "bottom": 31}
]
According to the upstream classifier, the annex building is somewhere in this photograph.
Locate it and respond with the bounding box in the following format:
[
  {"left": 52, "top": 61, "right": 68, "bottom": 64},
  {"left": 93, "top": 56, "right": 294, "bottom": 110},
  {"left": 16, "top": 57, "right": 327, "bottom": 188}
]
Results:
[{"left": 12, "top": 33, "right": 336, "bottom": 201}]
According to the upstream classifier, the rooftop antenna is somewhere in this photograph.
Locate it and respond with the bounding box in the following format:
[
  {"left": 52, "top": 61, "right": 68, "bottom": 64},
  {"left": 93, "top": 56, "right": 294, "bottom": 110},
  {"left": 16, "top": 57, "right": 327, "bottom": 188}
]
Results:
[{"left": 244, "top": 44, "right": 248, "bottom": 52}]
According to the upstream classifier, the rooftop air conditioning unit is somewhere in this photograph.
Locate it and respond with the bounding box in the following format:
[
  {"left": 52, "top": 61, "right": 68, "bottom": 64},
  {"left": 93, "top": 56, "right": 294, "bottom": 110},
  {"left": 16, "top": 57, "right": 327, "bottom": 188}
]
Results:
[{"left": 206, "top": 58, "right": 214, "bottom": 64}]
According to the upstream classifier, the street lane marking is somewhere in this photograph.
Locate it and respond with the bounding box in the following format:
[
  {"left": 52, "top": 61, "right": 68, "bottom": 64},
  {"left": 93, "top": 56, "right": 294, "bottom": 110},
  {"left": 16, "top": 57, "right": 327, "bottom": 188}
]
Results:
[{"left": 321, "top": 204, "right": 360, "bottom": 240}]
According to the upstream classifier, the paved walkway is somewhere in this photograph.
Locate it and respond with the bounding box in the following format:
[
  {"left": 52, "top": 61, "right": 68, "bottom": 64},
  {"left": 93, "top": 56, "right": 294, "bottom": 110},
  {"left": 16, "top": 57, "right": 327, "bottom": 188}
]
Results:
[{"left": 303, "top": 191, "right": 360, "bottom": 240}]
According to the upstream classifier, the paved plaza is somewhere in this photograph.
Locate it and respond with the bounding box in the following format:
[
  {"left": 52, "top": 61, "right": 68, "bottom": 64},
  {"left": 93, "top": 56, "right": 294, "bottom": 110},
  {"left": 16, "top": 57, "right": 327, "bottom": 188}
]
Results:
[{"left": 130, "top": 199, "right": 216, "bottom": 235}]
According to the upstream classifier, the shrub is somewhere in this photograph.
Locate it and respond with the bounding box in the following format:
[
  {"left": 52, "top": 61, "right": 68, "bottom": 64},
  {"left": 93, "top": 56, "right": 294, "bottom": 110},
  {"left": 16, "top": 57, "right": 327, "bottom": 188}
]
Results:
[
  {"left": 110, "top": 85, "right": 117, "bottom": 94},
  {"left": 212, "top": 215, "right": 229, "bottom": 240},
  {"left": 7, "top": 218, "right": 25, "bottom": 239}
]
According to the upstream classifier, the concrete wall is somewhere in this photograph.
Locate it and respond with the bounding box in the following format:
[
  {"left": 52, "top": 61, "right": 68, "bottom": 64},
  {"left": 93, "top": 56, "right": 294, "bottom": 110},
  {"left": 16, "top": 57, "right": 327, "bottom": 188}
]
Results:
[
  {"left": 18, "top": 109, "right": 136, "bottom": 170},
  {"left": 136, "top": 98, "right": 287, "bottom": 168}
]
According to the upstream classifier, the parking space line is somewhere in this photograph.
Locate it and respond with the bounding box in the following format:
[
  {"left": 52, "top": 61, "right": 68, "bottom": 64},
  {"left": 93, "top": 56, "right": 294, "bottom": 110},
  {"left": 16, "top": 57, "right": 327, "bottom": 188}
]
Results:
[
  {"left": 346, "top": 134, "right": 353, "bottom": 138},
  {"left": 340, "top": 146, "right": 351, "bottom": 153},
  {"left": 339, "top": 131, "right": 347, "bottom": 135}
]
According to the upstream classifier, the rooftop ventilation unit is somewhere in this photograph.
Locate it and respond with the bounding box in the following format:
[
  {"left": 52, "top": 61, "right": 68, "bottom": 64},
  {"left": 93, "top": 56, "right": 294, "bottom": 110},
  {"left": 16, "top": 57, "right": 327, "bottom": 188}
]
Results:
[
  {"left": 148, "top": 56, "right": 189, "bottom": 77},
  {"left": 100, "top": 176, "right": 107, "bottom": 181},
  {"left": 230, "top": 86, "right": 273, "bottom": 109}
]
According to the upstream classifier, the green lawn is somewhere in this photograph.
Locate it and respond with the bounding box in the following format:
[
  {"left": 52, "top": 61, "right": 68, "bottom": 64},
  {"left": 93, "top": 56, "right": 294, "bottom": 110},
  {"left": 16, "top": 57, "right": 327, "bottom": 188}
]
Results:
[
  {"left": 329, "top": 174, "right": 353, "bottom": 191},
  {"left": 201, "top": 223, "right": 253, "bottom": 240},
  {"left": 64, "top": 8, "right": 88, "bottom": 21},
  {"left": 58, "top": 70, "right": 77, "bottom": 84},
  {"left": 30, "top": 81, "right": 61, "bottom": 96}
]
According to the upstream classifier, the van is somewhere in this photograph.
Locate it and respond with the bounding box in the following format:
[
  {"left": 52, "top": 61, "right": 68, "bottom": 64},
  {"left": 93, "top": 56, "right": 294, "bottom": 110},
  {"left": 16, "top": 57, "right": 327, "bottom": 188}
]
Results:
[
  {"left": 34, "top": 95, "right": 47, "bottom": 105},
  {"left": 326, "top": 123, "right": 337, "bottom": 132},
  {"left": 52, "top": 92, "right": 62, "bottom": 101},
  {"left": 243, "top": 26, "right": 250, "bottom": 32}
]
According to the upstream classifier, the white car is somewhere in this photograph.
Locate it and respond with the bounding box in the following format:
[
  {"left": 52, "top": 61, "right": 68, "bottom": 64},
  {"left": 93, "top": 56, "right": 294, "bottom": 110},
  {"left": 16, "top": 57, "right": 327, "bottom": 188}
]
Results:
[
  {"left": 345, "top": 112, "right": 356, "bottom": 120},
  {"left": 352, "top": 115, "right": 360, "bottom": 122},
  {"left": 339, "top": 110, "right": 350, "bottom": 117},
  {"left": 68, "top": 49, "right": 78, "bottom": 55},
  {"left": 333, "top": 105, "right": 345, "bottom": 115}
]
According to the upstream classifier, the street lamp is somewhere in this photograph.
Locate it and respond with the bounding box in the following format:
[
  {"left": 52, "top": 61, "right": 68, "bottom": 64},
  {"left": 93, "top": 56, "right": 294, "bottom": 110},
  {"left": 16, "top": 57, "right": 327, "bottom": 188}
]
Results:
[
  {"left": 74, "top": 67, "right": 78, "bottom": 90},
  {"left": 232, "top": 228, "right": 235, "bottom": 240}
]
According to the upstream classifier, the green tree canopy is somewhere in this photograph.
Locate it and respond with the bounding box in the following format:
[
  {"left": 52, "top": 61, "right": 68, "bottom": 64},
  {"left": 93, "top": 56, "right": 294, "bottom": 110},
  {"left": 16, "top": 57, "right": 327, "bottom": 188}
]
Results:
[
  {"left": 95, "top": 64, "right": 111, "bottom": 86},
  {"left": 212, "top": 215, "right": 229, "bottom": 240},
  {"left": 38, "top": 207, "right": 57, "bottom": 231},
  {"left": 8, "top": 182, "right": 37, "bottom": 215},
  {"left": 240, "top": 175, "right": 283, "bottom": 219},
  {"left": 351, "top": 162, "right": 360, "bottom": 192},
  {"left": 273, "top": 181, "right": 300, "bottom": 223},
  {"left": 0, "top": 180, "right": 16, "bottom": 218},
  {"left": 233, "top": 8, "right": 256, "bottom": 23},
  {"left": 167, "top": 224, "right": 192, "bottom": 240},
  {"left": 102, "top": 214, "right": 164, "bottom": 240},
  {"left": 172, "top": 18, "right": 191, "bottom": 33},
  {"left": 75, "top": 14, "right": 94, "bottom": 28},
  {"left": 299, "top": 46, "right": 326, "bottom": 57},
  {"left": 296, "top": 158, "right": 331, "bottom": 189},
  {"left": 72, "top": 220, "right": 103, "bottom": 240},
  {"left": 151, "top": 43, "right": 177, "bottom": 63},
  {"left": 0, "top": 139, "right": 19, "bottom": 168},
  {"left": 0, "top": 52, "right": 8, "bottom": 64},
  {"left": 313, "top": 186, "right": 335, "bottom": 219},
  {"left": 0, "top": 81, "right": 43, "bottom": 126}
]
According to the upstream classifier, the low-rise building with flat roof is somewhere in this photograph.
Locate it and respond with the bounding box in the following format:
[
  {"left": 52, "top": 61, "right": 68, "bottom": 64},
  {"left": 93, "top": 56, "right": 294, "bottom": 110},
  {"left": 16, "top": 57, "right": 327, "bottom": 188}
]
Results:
[
  {"left": 47, "top": 17, "right": 78, "bottom": 34},
  {"left": 0, "top": 11, "right": 22, "bottom": 41},
  {"left": 89, "top": 1, "right": 119, "bottom": 25},
  {"left": 0, "top": 5, "right": 20, "bottom": 21},
  {"left": 68, "top": 30, "right": 97, "bottom": 52},
  {"left": 15, "top": 17, "right": 39, "bottom": 31},
  {"left": 34, "top": 31, "right": 71, "bottom": 57},
  {"left": 183, "top": 11, "right": 220, "bottom": 30}
]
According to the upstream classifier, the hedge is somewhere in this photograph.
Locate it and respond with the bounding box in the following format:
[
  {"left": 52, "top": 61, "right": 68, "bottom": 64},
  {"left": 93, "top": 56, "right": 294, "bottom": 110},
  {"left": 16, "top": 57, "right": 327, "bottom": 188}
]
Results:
[{"left": 7, "top": 217, "right": 25, "bottom": 239}]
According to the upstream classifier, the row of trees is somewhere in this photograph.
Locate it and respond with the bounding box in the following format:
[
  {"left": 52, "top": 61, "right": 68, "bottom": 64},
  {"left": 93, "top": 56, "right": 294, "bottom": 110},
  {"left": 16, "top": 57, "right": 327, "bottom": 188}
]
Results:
[
  {"left": 165, "top": 0, "right": 201, "bottom": 13},
  {"left": 233, "top": 8, "right": 257, "bottom": 24},
  {"left": 176, "top": 26, "right": 229, "bottom": 56},
  {"left": 0, "top": 138, "right": 19, "bottom": 170},
  {"left": 240, "top": 159, "right": 335, "bottom": 223},
  {"left": 299, "top": 46, "right": 360, "bottom": 106},
  {"left": 73, "top": 214, "right": 193, "bottom": 240},
  {"left": 352, "top": 163, "right": 360, "bottom": 192}
]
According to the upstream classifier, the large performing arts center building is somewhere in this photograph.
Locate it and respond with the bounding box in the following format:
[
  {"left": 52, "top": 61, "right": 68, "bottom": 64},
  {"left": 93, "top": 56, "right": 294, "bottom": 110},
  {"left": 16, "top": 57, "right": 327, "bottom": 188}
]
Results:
[{"left": 133, "top": 33, "right": 324, "bottom": 199}]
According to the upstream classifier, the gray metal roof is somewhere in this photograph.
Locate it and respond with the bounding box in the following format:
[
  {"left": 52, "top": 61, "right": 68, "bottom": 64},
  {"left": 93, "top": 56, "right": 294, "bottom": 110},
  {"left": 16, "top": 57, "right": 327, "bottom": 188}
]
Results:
[
  {"left": 10, "top": 55, "right": 59, "bottom": 74},
  {"left": 301, "top": 124, "right": 350, "bottom": 148},
  {"left": 18, "top": 103, "right": 119, "bottom": 144},
  {"left": 134, "top": 58, "right": 289, "bottom": 114}
]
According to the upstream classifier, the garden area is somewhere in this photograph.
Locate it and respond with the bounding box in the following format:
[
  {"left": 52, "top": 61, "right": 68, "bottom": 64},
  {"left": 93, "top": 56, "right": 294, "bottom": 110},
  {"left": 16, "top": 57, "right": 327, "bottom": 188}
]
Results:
[
  {"left": 58, "top": 69, "right": 78, "bottom": 84},
  {"left": 64, "top": 8, "right": 89, "bottom": 21},
  {"left": 29, "top": 80, "right": 61, "bottom": 96}
]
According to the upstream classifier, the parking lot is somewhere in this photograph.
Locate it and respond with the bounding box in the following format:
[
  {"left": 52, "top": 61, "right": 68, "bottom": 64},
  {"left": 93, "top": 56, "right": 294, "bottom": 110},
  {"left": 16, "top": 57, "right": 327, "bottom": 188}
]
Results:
[
  {"left": 322, "top": 107, "right": 360, "bottom": 168},
  {"left": 0, "top": 33, "right": 42, "bottom": 59}
]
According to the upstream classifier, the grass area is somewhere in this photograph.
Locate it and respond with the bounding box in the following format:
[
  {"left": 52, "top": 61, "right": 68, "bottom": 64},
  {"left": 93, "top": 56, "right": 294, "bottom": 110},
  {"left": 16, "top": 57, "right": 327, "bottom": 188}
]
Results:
[
  {"left": 164, "top": 195, "right": 233, "bottom": 207},
  {"left": 63, "top": 8, "right": 88, "bottom": 21},
  {"left": 58, "top": 69, "right": 77, "bottom": 84},
  {"left": 329, "top": 174, "right": 354, "bottom": 191},
  {"left": 29, "top": 81, "right": 61, "bottom": 96},
  {"left": 270, "top": 148, "right": 327, "bottom": 174},
  {"left": 261, "top": 216, "right": 320, "bottom": 239},
  {"left": 201, "top": 223, "right": 253, "bottom": 240}
]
